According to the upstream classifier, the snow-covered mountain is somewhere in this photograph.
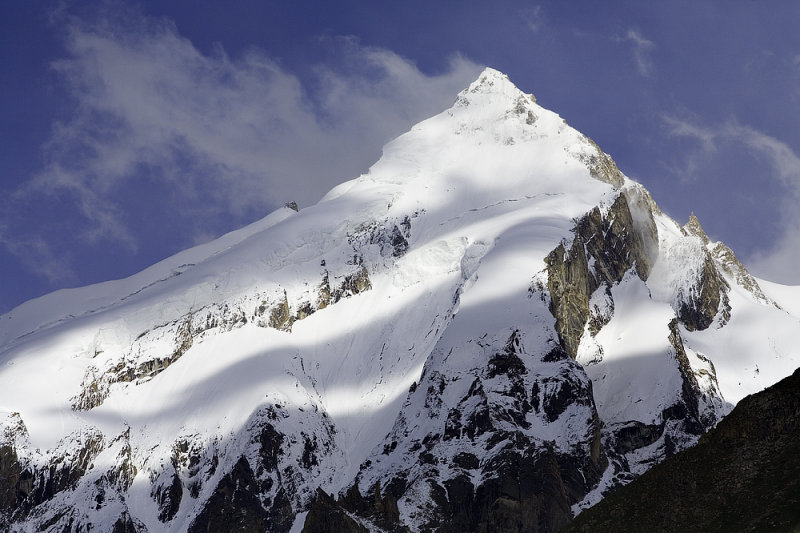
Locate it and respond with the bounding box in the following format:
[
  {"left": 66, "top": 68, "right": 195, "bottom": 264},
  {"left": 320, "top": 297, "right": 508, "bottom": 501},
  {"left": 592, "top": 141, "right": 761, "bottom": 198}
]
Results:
[{"left": 1, "top": 68, "right": 798, "bottom": 532}]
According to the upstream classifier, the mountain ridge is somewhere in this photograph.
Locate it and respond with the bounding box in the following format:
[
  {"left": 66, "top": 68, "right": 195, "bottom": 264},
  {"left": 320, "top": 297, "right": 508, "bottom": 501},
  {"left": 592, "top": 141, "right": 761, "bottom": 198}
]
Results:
[{"left": 1, "top": 67, "right": 798, "bottom": 532}]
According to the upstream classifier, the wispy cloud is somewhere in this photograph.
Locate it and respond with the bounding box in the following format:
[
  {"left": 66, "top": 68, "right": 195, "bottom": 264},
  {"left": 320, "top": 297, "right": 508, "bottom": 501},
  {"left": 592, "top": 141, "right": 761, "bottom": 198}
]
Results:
[
  {"left": 1, "top": 5, "right": 481, "bottom": 286},
  {"left": 522, "top": 6, "right": 544, "bottom": 33},
  {"left": 620, "top": 28, "right": 655, "bottom": 78},
  {"left": 663, "top": 114, "right": 800, "bottom": 283}
]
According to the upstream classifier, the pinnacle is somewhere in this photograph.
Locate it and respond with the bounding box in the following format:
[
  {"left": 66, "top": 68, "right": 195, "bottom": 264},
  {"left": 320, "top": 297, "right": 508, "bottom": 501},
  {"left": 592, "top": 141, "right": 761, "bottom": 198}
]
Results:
[
  {"left": 465, "top": 67, "right": 525, "bottom": 97},
  {"left": 684, "top": 212, "right": 710, "bottom": 244},
  {"left": 455, "top": 67, "right": 538, "bottom": 116}
]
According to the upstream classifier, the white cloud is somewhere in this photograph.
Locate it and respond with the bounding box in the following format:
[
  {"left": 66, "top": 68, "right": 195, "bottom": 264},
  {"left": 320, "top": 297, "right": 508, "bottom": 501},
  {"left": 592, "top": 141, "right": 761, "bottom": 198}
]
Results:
[
  {"left": 3, "top": 5, "right": 481, "bottom": 284},
  {"left": 621, "top": 28, "right": 655, "bottom": 78},
  {"left": 661, "top": 115, "right": 716, "bottom": 151},
  {"left": 663, "top": 115, "right": 800, "bottom": 284},
  {"left": 747, "top": 218, "right": 800, "bottom": 284}
]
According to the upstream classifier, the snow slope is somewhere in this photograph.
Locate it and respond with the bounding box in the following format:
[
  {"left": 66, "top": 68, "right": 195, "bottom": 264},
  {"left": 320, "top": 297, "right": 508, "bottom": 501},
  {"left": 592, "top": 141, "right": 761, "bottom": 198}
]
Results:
[{"left": 1, "top": 68, "right": 797, "bottom": 532}]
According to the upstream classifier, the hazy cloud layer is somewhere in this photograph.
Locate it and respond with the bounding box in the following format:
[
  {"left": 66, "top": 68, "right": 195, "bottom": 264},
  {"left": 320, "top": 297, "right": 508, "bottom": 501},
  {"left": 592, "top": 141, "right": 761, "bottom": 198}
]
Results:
[
  {"left": 664, "top": 115, "right": 800, "bottom": 283},
  {"left": 2, "top": 6, "right": 481, "bottom": 284}
]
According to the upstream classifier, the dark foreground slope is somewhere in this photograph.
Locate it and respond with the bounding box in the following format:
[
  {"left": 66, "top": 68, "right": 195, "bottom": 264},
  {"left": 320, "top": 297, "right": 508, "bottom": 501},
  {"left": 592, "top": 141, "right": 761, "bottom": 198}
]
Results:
[{"left": 562, "top": 366, "right": 800, "bottom": 533}]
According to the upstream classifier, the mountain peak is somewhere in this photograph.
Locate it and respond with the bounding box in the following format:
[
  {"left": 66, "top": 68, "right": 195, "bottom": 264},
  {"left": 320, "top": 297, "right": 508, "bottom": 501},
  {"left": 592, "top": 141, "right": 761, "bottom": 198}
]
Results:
[
  {"left": 454, "top": 67, "right": 537, "bottom": 110},
  {"left": 1, "top": 65, "right": 798, "bottom": 533},
  {"left": 684, "top": 212, "right": 710, "bottom": 244},
  {"left": 470, "top": 67, "right": 517, "bottom": 90}
]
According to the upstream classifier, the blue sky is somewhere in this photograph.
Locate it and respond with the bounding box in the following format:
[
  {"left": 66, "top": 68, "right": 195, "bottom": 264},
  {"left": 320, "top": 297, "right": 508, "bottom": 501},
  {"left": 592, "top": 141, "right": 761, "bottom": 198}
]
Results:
[{"left": 2, "top": 1, "right": 800, "bottom": 314}]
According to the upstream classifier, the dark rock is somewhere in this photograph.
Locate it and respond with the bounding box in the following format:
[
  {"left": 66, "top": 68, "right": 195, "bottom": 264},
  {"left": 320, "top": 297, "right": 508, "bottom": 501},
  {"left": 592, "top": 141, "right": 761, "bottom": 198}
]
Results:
[
  {"left": 269, "top": 291, "right": 293, "bottom": 331},
  {"left": 577, "top": 137, "right": 625, "bottom": 189},
  {"left": 388, "top": 222, "right": 410, "bottom": 257},
  {"left": 154, "top": 471, "right": 182, "bottom": 523},
  {"left": 0, "top": 444, "right": 23, "bottom": 514},
  {"left": 541, "top": 370, "right": 593, "bottom": 423},
  {"left": 666, "top": 318, "right": 703, "bottom": 433},
  {"left": 356, "top": 215, "right": 412, "bottom": 258},
  {"left": 333, "top": 265, "right": 372, "bottom": 303},
  {"left": 302, "top": 434, "right": 319, "bottom": 469},
  {"left": 302, "top": 490, "right": 368, "bottom": 533},
  {"left": 675, "top": 250, "right": 730, "bottom": 331},
  {"left": 73, "top": 317, "right": 196, "bottom": 410},
  {"left": 452, "top": 452, "right": 480, "bottom": 470},
  {"left": 428, "top": 449, "right": 577, "bottom": 533},
  {"left": 488, "top": 330, "right": 527, "bottom": 379},
  {"left": 443, "top": 409, "right": 463, "bottom": 441},
  {"left": 563, "top": 367, "right": 800, "bottom": 533},
  {"left": 334, "top": 481, "right": 407, "bottom": 533},
  {"left": 267, "top": 487, "right": 295, "bottom": 533},
  {"left": 112, "top": 511, "right": 147, "bottom": 533},
  {"left": 541, "top": 346, "right": 569, "bottom": 363},
  {"left": 612, "top": 422, "right": 663, "bottom": 456},
  {"left": 294, "top": 301, "right": 315, "bottom": 321},
  {"left": 188, "top": 457, "right": 273, "bottom": 533},
  {"left": 34, "top": 431, "right": 105, "bottom": 504},
  {"left": 545, "top": 192, "right": 659, "bottom": 358},
  {"left": 463, "top": 401, "right": 493, "bottom": 441},
  {"left": 545, "top": 237, "right": 590, "bottom": 359}
]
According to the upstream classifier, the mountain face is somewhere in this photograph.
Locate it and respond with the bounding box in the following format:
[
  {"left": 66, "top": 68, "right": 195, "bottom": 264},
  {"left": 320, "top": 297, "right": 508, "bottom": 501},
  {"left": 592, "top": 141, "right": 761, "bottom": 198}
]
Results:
[
  {"left": 0, "top": 68, "right": 798, "bottom": 532},
  {"left": 561, "top": 366, "right": 800, "bottom": 533}
]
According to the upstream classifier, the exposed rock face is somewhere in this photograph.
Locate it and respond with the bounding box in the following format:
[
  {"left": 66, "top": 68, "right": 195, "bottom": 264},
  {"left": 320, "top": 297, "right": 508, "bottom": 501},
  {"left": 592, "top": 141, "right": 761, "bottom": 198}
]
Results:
[
  {"left": 562, "top": 366, "right": 800, "bottom": 533},
  {"left": 335, "top": 328, "right": 608, "bottom": 532},
  {"left": 153, "top": 470, "right": 182, "bottom": 523},
  {"left": 188, "top": 457, "right": 271, "bottom": 533},
  {"left": 70, "top": 254, "right": 378, "bottom": 412},
  {"left": 576, "top": 137, "right": 625, "bottom": 189},
  {"left": 0, "top": 419, "right": 148, "bottom": 532},
  {"left": 302, "top": 488, "right": 370, "bottom": 533},
  {"left": 675, "top": 214, "right": 732, "bottom": 331},
  {"left": 542, "top": 193, "right": 732, "bottom": 506},
  {"left": 675, "top": 249, "right": 730, "bottom": 331},
  {"left": 111, "top": 512, "right": 146, "bottom": 533},
  {"left": 545, "top": 237, "right": 591, "bottom": 359},
  {"left": 546, "top": 191, "right": 658, "bottom": 358},
  {"left": 709, "top": 240, "right": 773, "bottom": 305},
  {"left": 0, "top": 445, "right": 26, "bottom": 522}
]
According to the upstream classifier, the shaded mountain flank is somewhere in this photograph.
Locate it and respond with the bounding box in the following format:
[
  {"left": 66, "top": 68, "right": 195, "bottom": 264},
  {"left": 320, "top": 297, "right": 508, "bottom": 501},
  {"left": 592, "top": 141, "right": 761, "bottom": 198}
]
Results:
[{"left": 562, "top": 366, "right": 800, "bottom": 533}]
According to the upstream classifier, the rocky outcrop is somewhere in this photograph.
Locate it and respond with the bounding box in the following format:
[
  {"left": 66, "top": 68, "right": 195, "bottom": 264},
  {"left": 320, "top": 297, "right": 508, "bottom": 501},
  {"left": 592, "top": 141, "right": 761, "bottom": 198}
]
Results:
[
  {"left": 0, "top": 420, "right": 117, "bottom": 529},
  {"left": 0, "top": 445, "right": 29, "bottom": 526},
  {"left": 675, "top": 215, "right": 732, "bottom": 331},
  {"left": 574, "top": 136, "right": 625, "bottom": 189},
  {"left": 709, "top": 240, "right": 773, "bottom": 305},
  {"left": 111, "top": 511, "right": 147, "bottom": 533},
  {"left": 675, "top": 248, "right": 730, "bottom": 331},
  {"left": 302, "top": 488, "right": 370, "bottom": 533},
  {"left": 562, "top": 366, "right": 800, "bottom": 533},
  {"left": 188, "top": 456, "right": 272, "bottom": 533},
  {"left": 337, "top": 329, "right": 608, "bottom": 532},
  {"left": 545, "top": 236, "right": 591, "bottom": 359},
  {"left": 546, "top": 191, "right": 658, "bottom": 358},
  {"left": 667, "top": 318, "right": 710, "bottom": 433},
  {"left": 71, "top": 258, "right": 375, "bottom": 412},
  {"left": 348, "top": 214, "right": 414, "bottom": 260},
  {"left": 153, "top": 470, "right": 182, "bottom": 523}
]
